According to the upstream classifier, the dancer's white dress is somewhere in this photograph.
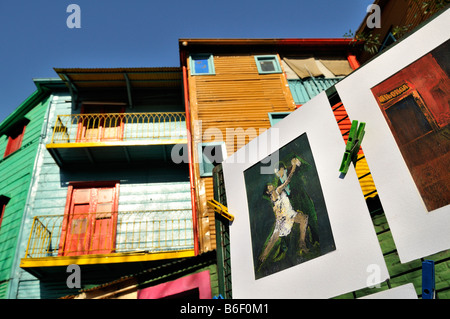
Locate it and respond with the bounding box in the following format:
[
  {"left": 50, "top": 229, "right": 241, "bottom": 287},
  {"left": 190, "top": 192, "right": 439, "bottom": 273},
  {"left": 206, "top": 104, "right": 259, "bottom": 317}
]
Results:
[{"left": 272, "top": 190, "right": 298, "bottom": 237}]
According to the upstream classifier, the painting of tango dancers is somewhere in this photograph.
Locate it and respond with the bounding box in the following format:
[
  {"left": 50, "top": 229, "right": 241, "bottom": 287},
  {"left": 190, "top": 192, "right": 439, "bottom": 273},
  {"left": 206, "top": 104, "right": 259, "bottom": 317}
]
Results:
[{"left": 244, "top": 132, "right": 336, "bottom": 279}]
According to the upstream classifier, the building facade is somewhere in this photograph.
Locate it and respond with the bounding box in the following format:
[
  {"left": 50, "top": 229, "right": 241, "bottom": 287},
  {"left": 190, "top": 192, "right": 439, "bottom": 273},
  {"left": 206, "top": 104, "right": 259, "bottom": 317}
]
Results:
[
  {"left": 178, "top": 38, "right": 376, "bottom": 257},
  {"left": 2, "top": 21, "right": 447, "bottom": 298},
  {"left": 355, "top": 0, "right": 449, "bottom": 64},
  {"left": 9, "top": 68, "right": 219, "bottom": 298}
]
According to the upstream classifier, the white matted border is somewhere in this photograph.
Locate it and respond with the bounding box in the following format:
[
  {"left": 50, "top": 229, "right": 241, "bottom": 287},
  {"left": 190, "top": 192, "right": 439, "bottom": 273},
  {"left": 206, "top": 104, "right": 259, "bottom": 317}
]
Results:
[
  {"left": 335, "top": 9, "right": 450, "bottom": 264},
  {"left": 359, "top": 283, "right": 418, "bottom": 299},
  {"left": 222, "top": 92, "right": 388, "bottom": 299}
]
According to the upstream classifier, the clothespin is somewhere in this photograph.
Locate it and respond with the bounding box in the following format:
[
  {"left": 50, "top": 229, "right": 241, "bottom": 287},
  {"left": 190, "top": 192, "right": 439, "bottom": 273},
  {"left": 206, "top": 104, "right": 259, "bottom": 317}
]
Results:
[
  {"left": 339, "top": 120, "right": 366, "bottom": 174},
  {"left": 213, "top": 294, "right": 224, "bottom": 299},
  {"left": 207, "top": 199, "right": 234, "bottom": 222},
  {"left": 422, "top": 260, "right": 435, "bottom": 299}
]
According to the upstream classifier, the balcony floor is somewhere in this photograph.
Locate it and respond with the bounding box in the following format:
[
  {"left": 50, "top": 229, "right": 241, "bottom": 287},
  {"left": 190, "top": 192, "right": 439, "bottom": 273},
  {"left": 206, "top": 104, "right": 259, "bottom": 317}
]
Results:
[
  {"left": 47, "top": 140, "right": 187, "bottom": 167},
  {"left": 20, "top": 249, "right": 195, "bottom": 279}
]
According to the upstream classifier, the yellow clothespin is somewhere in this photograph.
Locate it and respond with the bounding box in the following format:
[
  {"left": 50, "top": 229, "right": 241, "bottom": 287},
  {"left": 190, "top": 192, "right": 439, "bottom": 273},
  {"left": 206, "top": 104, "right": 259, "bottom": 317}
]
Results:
[{"left": 207, "top": 199, "right": 234, "bottom": 222}]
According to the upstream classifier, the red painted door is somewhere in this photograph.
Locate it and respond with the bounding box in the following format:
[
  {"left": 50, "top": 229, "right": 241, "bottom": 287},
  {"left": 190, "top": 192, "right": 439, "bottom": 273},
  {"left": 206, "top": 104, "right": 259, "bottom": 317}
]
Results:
[
  {"left": 90, "top": 187, "right": 117, "bottom": 254},
  {"left": 61, "top": 183, "right": 119, "bottom": 256}
]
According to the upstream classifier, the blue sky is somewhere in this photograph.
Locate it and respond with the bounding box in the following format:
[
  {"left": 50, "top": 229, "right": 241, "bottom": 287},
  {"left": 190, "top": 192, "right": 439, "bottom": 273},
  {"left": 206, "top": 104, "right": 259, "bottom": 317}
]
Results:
[{"left": 0, "top": 0, "right": 373, "bottom": 122}]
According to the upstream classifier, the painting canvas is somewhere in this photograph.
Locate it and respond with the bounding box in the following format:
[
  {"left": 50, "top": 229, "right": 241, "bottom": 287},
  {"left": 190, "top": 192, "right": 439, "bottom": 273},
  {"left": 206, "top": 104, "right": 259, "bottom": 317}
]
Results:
[
  {"left": 370, "top": 39, "right": 450, "bottom": 212},
  {"left": 222, "top": 92, "right": 388, "bottom": 298},
  {"left": 244, "top": 133, "right": 335, "bottom": 279},
  {"left": 335, "top": 10, "right": 450, "bottom": 263}
]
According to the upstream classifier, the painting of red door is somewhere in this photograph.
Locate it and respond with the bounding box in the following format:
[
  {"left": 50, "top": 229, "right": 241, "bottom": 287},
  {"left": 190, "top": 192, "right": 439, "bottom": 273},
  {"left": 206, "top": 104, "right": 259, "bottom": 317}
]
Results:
[
  {"left": 59, "top": 182, "right": 120, "bottom": 256},
  {"left": 371, "top": 40, "right": 450, "bottom": 212}
]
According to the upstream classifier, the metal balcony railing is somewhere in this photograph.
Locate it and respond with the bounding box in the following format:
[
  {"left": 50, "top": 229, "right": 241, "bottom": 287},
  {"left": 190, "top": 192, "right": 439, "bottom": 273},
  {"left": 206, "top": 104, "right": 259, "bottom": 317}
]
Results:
[
  {"left": 24, "top": 210, "right": 194, "bottom": 258},
  {"left": 49, "top": 112, "right": 187, "bottom": 144}
]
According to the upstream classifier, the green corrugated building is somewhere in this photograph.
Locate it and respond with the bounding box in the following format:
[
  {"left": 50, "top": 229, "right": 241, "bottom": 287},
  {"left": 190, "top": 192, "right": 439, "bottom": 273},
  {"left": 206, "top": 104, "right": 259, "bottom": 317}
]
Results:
[{"left": 0, "top": 79, "right": 64, "bottom": 298}]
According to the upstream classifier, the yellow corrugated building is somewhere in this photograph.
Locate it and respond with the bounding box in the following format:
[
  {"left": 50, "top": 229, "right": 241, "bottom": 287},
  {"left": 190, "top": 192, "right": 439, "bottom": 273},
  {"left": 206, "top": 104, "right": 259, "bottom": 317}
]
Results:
[{"left": 179, "top": 39, "right": 377, "bottom": 253}]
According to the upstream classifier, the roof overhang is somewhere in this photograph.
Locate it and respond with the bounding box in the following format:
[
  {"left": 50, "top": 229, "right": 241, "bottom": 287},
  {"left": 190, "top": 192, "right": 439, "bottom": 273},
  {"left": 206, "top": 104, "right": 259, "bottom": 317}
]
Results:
[
  {"left": 179, "top": 38, "right": 358, "bottom": 46},
  {"left": 53, "top": 67, "right": 183, "bottom": 109},
  {"left": 0, "top": 78, "right": 65, "bottom": 136},
  {"left": 178, "top": 38, "right": 363, "bottom": 63}
]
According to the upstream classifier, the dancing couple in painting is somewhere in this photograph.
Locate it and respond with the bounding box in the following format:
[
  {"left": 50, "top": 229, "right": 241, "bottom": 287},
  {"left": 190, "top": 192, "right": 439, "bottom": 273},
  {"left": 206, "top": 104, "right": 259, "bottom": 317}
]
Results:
[
  {"left": 259, "top": 157, "right": 310, "bottom": 264},
  {"left": 244, "top": 133, "right": 335, "bottom": 279}
]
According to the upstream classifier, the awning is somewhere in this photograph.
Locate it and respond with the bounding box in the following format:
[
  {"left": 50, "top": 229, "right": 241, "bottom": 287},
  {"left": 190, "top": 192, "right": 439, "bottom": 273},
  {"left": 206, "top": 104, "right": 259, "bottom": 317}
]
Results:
[
  {"left": 284, "top": 57, "right": 324, "bottom": 79},
  {"left": 319, "top": 59, "right": 354, "bottom": 76},
  {"left": 283, "top": 57, "right": 353, "bottom": 79},
  {"left": 53, "top": 67, "right": 183, "bottom": 109}
]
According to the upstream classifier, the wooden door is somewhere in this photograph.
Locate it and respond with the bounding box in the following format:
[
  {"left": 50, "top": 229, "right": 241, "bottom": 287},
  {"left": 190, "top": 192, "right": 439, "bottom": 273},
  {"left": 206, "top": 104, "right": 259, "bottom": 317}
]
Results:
[
  {"left": 90, "top": 187, "right": 117, "bottom": 254},
  {"left": 65, "top": 191, "right": 91, "bottom": 256},
  {"left": 60, "top": 183, "right": 119, "bottom": 256},
  {"left": 77, "top": 105, "right": 125, "bottom": 142}
]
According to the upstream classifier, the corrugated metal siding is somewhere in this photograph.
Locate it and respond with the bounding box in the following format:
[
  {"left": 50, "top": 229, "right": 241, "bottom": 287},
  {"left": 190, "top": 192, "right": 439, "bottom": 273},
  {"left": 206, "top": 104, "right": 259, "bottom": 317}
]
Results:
[
  {"left": 404, "top": 0, "right": 441, "bottom": 30},
  {"left": 204, "top": 177, "right": 216, "bottom": 247},
  {"left": 0, "top": 280, "right": 9, "bottom": 299},
  {"left": 193, "top": 55, "right": 296, "bottom": 156},
  {"left": 289, "top": 78, "right": 342, "bottom": 105},
  {"left": 189, "top": 54, "right": 296, "bottom": 252},
  {"left": 0, "top": 95, "right": 50, "bottom": 296}
]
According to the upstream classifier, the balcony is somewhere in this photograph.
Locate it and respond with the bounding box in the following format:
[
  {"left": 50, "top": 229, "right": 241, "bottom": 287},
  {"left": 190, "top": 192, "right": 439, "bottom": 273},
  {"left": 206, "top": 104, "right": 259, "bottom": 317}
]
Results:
[
  {"left": 46, "top": 112, "right": 187, "bottom": 167},
  {"left": 20, "top": 210, "right": 195, "bottom": 278}
]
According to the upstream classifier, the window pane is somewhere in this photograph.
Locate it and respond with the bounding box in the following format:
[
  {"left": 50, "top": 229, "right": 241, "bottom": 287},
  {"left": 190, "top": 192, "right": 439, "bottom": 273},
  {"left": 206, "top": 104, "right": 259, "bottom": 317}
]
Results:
[
  {"left": 260, "top": 60, "right": 276, "bottom": 72},
  {"left": 201, "top": 144, "right": 224, "bottom": 175},
  {"left": 203, "top": 145, "right": 224, "bottom": 164},
  {"left": 194, "top": 59, "right": 210, "bottom": 74},
  {"left": 270, "top": 113, "right": 290, "bottom": 126}
]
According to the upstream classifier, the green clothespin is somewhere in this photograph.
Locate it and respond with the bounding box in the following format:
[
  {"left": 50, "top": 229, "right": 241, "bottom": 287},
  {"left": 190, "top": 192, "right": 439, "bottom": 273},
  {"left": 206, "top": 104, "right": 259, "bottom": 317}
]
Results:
[{"left": 339, "top": 120, "right": 366, "bottom": 175}]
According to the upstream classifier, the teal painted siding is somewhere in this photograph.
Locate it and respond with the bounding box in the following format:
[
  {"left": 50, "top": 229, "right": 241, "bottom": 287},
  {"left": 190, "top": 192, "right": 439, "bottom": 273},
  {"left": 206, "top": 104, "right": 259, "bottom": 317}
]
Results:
[
  {"left": 0, "top": 94, "right": 50, "bottom": 299},
  {"left": 13, "top": 94, "right": 193, "bottom": 299},
  {"left": 288, "top": 78, "right": 341, "bottom": 104}
]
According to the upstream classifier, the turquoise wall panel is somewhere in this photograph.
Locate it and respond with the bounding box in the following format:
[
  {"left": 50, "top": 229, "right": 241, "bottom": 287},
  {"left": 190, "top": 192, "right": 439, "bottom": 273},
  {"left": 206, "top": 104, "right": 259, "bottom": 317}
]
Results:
[{"left": 288, "top": 78, "right": 342, "bottom": 104}]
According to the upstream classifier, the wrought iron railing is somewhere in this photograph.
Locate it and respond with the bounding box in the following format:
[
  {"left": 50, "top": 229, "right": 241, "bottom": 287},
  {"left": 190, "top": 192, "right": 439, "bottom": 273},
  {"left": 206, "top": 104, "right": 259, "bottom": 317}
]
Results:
[
  {"left": 49, "top": 112, "right": 187, "bottom": 144},
  {"left": 24, "top": 210, "right": 194, "bottom": 258}
]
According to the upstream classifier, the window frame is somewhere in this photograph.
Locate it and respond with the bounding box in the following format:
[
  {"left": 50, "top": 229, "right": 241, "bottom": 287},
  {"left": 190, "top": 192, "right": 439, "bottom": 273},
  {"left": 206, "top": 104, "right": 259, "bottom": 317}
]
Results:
[
  {"left": 379, "top": 32, "right": 396, "bottom": 52},
  {"left": 268, "top": 112, "right": 291, "bottom": 126},
  {"left": 198, "top": 142, "right": 227, "bottom": 177},
  {"left": 254, "top": 55, "right": 283, "bottom": 74},
  {"left": 190, "top": 54, "right": 216, "bottom": 76},
  {"left": 0, "top": 196, "right": 10, "bottom": 232}
]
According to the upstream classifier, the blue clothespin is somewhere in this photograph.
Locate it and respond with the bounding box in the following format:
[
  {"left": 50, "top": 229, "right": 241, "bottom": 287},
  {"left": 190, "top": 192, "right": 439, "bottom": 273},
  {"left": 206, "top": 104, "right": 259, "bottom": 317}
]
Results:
[
  {"left": 213, "top": 294, "right": 224, "bottom": 299},
  {"left": 422, "top": 260, "right": 435, "bottom": 299},
  {"left": 339, "top": 120, "right": 366, "bottom": 174}
]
